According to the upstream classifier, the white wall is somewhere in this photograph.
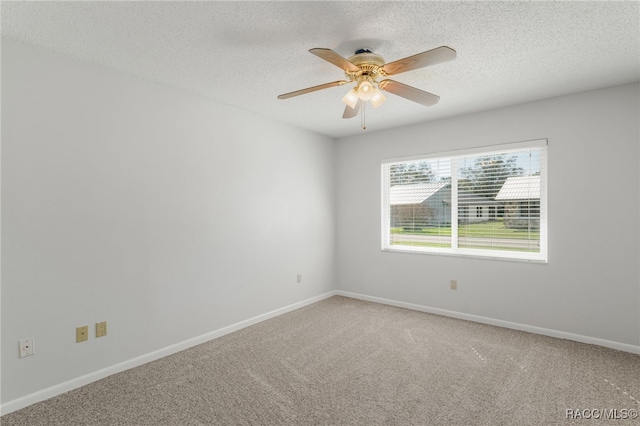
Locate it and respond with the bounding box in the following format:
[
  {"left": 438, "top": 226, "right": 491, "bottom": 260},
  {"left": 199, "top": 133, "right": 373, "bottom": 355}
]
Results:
[
  {"left": 1, "top": 39, "right": 336, "bottom": 405},
  {"left": 335, "top": 83, "right": 640, "bottom": 349},
  {"left": 3, "top": 36, "right": 639, "bottom": 413}
]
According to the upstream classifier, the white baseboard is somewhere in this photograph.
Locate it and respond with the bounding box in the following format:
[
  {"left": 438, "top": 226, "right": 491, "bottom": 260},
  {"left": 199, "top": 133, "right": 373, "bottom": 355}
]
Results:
[
  {"left": 336, "top": 290, "right": 640, "bottom": 355},
  {"left": 1, "top": 290, "right": 338, "bottom": 416}
]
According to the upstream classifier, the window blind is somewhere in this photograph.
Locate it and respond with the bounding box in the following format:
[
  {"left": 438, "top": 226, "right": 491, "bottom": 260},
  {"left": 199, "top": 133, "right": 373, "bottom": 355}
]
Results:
[{"left": 381, "top": 139, "right": 547, "bottom": 262}]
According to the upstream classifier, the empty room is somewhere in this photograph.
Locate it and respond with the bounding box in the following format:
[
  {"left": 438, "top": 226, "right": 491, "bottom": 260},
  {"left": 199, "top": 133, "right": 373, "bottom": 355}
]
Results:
[{"left": 1, "top": 1, "right": 639, "bottom": 425}]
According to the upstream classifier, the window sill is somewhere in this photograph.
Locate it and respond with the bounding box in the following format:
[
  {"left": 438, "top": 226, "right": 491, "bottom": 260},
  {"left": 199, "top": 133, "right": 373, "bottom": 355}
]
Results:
[{"left": 382, "top": 245, "right": 548, "bottom": 263}]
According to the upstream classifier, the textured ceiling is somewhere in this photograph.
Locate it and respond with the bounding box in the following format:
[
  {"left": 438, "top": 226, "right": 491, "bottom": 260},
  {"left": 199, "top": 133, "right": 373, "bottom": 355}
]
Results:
[{"left": 2, "top": 1, "right": 639, "bottom": 139}]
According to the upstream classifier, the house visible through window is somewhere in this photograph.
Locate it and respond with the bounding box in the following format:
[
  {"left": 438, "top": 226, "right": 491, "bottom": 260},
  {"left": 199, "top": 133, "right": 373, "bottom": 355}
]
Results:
[{"left": 381, "top": 139, "right": 547, "bottom": 262}]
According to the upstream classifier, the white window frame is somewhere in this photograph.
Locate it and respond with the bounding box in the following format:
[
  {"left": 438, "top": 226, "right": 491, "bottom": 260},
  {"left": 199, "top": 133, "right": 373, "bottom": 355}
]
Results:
[{"left": 381, "top": 139, "right": 548, "bottom": 263}]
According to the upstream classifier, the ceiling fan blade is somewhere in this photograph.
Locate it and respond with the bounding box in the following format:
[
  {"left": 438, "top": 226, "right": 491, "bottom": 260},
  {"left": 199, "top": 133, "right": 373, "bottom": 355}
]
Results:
[
  {"left": 309, "top": 48, "right": 360, "bottom": 72},
  {"left": 277, "top": 80, "right": 349, "bottom": 99},
  {"left": 342, "top": 100, "right": 362, "bottom": 119},
  {"left": 378, "top": 79, "right": 440, "bottom": 106},
  {"left": 381, "top": 46, "right": 456, "bottom": 76}
]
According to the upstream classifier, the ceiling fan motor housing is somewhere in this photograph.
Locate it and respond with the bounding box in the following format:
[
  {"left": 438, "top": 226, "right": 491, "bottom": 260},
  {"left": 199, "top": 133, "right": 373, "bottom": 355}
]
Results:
[
  {"left": 347, "top": 49, "right": 386, "bottom": 81},
  {"left": 348, "top": 49, "right": 385, "bottom": 66}
]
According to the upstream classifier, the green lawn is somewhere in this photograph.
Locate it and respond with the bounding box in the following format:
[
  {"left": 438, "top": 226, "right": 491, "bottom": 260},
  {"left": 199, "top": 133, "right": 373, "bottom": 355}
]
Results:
[
  {"left": 391, "top": 241, "right": 452, "bottom": 249},
  {"left": 390, "top": 239, "right": 539, "bottom": 252},
  {"left": 391, "top": 219, "right": 539, "bottom": 240}
]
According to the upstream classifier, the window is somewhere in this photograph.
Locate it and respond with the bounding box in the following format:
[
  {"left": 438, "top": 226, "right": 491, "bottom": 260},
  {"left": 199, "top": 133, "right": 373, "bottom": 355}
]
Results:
[{"left": 381, "top": 139, "right": 547, "bottom": 262}]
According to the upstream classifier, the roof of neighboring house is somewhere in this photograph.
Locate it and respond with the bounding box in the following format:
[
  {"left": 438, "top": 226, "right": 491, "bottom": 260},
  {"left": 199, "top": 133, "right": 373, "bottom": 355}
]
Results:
[
  {"left": 390, "top": 182, "right": 449, "bottom": 205},
  {"left": 495, "top": 175, "right": 540, "bottom": 201},
  {"left": 456, "top": 191, "right": 501, "bottom": 206}
]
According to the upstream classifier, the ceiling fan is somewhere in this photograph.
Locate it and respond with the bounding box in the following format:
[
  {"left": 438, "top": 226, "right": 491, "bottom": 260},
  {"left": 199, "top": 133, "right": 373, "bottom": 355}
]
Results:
[{"left": 277, "top": 46, "right": 456, "bottom": 123}]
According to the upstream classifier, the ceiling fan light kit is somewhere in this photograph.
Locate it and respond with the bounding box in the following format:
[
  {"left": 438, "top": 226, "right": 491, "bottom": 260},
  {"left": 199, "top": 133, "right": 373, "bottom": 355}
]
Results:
[{"left": 278, "top": 46, "right": 456, "bottom": 129}]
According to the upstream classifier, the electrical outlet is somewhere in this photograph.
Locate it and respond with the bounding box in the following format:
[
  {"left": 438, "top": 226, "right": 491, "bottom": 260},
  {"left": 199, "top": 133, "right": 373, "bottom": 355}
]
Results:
[
  {"left": 76, "top": 325, "right": 89, "bottom": 343},
  {"left": 450, "top": 280, "right": 458, "bottom": 290},
  {"left": 297, "top": 274, "right": 302, "bottom": 284},
  {"left": 19, "top": 338, "right": 35, "bottom": 358},
  {"left": 96, "top": 321, "right": 107, "bottom": 338}
]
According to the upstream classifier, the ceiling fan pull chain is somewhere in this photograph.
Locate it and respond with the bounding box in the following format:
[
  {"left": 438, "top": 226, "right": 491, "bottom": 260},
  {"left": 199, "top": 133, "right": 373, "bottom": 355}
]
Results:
[{"left": 361, "top": 101, "right": 367, "bottom": 130}]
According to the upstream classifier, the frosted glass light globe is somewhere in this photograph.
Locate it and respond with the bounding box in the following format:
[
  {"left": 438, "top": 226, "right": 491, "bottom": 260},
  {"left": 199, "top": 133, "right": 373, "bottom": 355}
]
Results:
[
  {"left": 357, "top": 80, "right": 375, "bottom": 101},
  {"left": 342, "top": 89, "right": 359, "bottom": 108},
  {"left": 370, "top": 89, "right": 387, "bottom": 108}
]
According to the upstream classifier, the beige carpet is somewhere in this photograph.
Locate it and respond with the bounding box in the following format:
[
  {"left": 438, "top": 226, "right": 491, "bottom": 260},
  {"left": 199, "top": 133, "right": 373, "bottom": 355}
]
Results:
[{"left": 2, "top": 296, "right": 639, "bottom": 425}]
